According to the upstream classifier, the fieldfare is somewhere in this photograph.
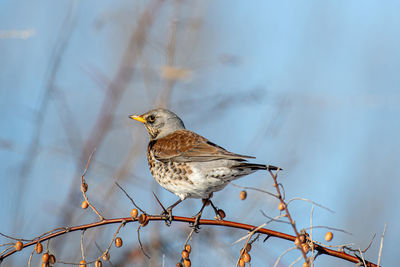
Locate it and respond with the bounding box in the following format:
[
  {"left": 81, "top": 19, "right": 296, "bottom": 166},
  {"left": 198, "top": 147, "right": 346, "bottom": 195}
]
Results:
[{"left": 130, "top": 108, "right": 279, "bottom": 223}]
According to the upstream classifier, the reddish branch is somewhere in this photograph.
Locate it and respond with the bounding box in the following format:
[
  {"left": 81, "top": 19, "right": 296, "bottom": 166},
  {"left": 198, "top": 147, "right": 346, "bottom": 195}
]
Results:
[
  {"left": 268, "top": 169, "right": 308, "bottom": 262},
  {"left": 0, "top": 216, "right": 378, "bottom": 266}
]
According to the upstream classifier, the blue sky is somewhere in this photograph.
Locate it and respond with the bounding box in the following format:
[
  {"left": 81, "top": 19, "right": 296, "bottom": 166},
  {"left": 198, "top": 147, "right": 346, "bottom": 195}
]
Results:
[{"left": 1, "top": 1, "right": 399, "bottom": 266}]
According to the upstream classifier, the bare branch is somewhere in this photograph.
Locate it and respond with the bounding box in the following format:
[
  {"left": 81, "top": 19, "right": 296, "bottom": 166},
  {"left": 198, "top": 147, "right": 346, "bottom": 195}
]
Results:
[
  {"left": 115, "top": 182, "right": 146, "bottom": 214},
  {"left": 377, "top": 223, "right": 387, "bottom": 266},
  {"left": 80, "top": 151, "right": 104, "bottom": 221},
  {"left": 287, "top": 197, "right": 335, "bottom": 213},
  {"left": 268, "top": 169, "right": 308, "bottom": 261}
]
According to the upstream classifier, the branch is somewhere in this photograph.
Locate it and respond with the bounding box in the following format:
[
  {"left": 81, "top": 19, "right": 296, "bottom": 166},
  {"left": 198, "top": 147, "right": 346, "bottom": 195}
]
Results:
[
  {"left": 268, "top": 169, "right": 308, "bottom": 262},
  {"left": 0, "top": 216, "right": 379, "bottom": 266}
]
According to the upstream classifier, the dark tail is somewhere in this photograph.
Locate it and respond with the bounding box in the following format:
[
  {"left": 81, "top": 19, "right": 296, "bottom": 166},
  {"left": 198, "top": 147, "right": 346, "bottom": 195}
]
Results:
[{"left": 233, "top": 163, "right": 282, "bottom": 171}]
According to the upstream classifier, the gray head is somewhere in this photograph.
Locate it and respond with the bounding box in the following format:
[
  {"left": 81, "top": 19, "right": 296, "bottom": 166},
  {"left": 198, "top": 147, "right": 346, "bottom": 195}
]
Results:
[{"left": 129, "top": 108, "right": 185, "bottom": 140}]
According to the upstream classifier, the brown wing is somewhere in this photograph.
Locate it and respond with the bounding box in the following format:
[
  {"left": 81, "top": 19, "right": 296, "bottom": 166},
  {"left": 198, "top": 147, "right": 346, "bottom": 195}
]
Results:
[{"left": 150, "top": 129, "right": 255, "bottom": 163}]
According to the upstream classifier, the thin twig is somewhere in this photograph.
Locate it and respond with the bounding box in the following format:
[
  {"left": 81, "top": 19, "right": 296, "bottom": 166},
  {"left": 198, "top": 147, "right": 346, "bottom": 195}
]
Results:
[
  {"left": 230, "top": 183, "right": 278, "bottom": 198},
  {"left": 232, "top": 223, "right": 267, "bottom": 246},
  {"left": 57, "top": 221, "right": 128, "bottom": 266},
  {"left": 287, "top": 197, "right": 334, "bottom": 213},
  {"left": 313, "top": 241, "right": 355, "bottom": 248},
  {"left": 45, "top": 239, "right": 50, "bottom": 252},
  {"left": 259, "top": 210, "right": 291, "bottom": 225},
  {"left": 288, "top": 255, "right": 303, "bottom": 267},
  {"left": 273, "top": 246, "right": 297, "bottom": 267},
  {"left": 302, "top": 226, "right": 352, "bottom": 235},
  {"left": 268, "top": 169, "right": 308, "bottom": 261},
  {"left": 358, "top": 248, "right": 367, "bottom": 267},
  {"left": 115, "top": 182, "right": 146, "bottom": 213},
  {"left": 345, "top": 234, "right": 376, "bottom": 254},
  {"left": 27, "top": 248, "right": 35, "bottom": 267},
  {"left": 377, "top": 223, "right": 387, "bottom": 266},
  {"left": 104, "top": 221, "right": 126, "bottom": 258},
  {"left": 361, "top": 234, "right": 376, "bottom": 253},
  {"left": 0, "top": 245, "right": 13, "bottom": 257},
  {"left": 137, "top": 225, "right": 150, "bottom": 259},
  {"left": 0, "top": 233, "right": 33, "bottom": 242},
  {"left": 234, "top": 227, "right": 262, "bottom": 267},
  {"left": 152, "top": 191, "right": 167, "bottom": 214},
  {"left": 81, "top": 151, "right": 104, "bottom": 221},
  {"left": 310, "top": 205, "right": 315, "bottom": 267},
  {"left": 80, "top": 230, "right": 86, "bottom": 261},
  {"left": 183, "top": 228, "right": 196, "bottom": 249}
]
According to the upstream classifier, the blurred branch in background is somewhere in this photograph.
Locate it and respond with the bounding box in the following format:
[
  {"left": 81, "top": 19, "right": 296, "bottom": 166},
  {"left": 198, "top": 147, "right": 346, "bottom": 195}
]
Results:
[
  {"left": 54, "top": 0, "right": 165, "bottom": 260},
  {"left": 14, "top": 0, "right": 79, "bottom": 227}
]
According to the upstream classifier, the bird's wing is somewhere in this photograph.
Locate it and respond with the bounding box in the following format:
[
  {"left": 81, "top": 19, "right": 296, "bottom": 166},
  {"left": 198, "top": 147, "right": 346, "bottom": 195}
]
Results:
[{"left": 150, "top": 129, "right": 255, "bottom": 163}]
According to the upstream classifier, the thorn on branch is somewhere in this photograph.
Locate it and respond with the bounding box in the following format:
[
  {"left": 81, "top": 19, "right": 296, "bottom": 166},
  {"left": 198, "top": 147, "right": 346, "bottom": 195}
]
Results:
[{"left": 115, "top": 182, "right": 146, "bottom": 214}]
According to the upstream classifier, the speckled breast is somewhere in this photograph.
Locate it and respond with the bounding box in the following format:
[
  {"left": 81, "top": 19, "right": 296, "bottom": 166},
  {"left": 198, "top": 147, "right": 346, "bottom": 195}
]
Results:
[{"left": 146, "top": 144, "right": 194, "bottom": 188}]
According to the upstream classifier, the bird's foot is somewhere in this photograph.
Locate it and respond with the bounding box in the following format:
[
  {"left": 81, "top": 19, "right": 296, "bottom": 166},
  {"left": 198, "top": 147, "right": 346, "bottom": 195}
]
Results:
[
  {"left": 160, "top": 199, "right": 183, "bottom": 226},
  {"left": 190, "top": 212, "right": 202, "bottom": 232},
  {"left": 209, "top": 201, "right": 226, "bottom": 221},
  {"left": 161, "top": 207, "right": 173, "bottom": 226},
  {"left": 213, "top": 210, "right": 226, "bottom": 221}
]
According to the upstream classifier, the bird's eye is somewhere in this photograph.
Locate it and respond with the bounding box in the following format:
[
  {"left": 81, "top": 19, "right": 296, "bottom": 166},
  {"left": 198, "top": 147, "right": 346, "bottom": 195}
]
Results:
[{"left": 147, "top": 115, "right": 156, "bottom": 123}]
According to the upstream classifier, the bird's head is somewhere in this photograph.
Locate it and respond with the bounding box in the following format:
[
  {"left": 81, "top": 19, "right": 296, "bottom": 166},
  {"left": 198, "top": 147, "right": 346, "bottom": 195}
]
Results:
[{"left": 129, "top": 108, "right": 185, "bottom": 140}]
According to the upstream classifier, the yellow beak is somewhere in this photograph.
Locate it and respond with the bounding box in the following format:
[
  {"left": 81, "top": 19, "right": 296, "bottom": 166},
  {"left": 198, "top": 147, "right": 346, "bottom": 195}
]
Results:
[{"left": 129, "top": 115, "right": 147, "bottom": 123}]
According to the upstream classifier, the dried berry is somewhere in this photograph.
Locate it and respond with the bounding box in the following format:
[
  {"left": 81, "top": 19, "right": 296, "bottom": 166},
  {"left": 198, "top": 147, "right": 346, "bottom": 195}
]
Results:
[
  {"left": 181, "top": 250, "right": 189, "bottom": 260},
  {"left": 278, "top": 202, "right": 285, "bottom": 211},
  {"left": 81, "top": 200, "right": 88, "bottom": 209},
  {"left": 95, "top": 260, "right": 102, "bottom": 267},
  {"left": 183, "top": 259, "right": 191, "bottom": 267},
  {"left": 138, "top": 214, "right": 149, "bottom": 226},
  {"left": 245, "top": 243, "right": 252, "bottom": 252},
  {"left": 239, "top": 258, "right": 245, "bottom": 267},
  {"left": 325, "top": 231, "right": 333, "bottom": 242},
  {"left": 49, "top": 254, "right": 56, "bottom": 264},
  {"left": 35, "top": 242, "right": 43, "bottom": 254},
  {"left": 239, "top": 190, "right": 247, "bottom": 200},
  {"left": 115, "top": 237, "right": 123, "bottom": 248},
  {"left": 79, "top": 260, "right": 86, "bottom": 267},
  {"left": 130, "top": 208, "right": 138, "bottom": 219},
  {"left": 102, "top": 252, "right": 110, "bottom": 261},
  {"left": 42, "top": 253, "right": 49, "bottom": 263},
  {"left": 15, "top": 241, "right": 23, "bottom": 251},
  {"left": 242, "top": 252, "right": 251, "bottom": 263},
  {"left": 185, "top": 244, "right": 191, "bottom": 254}
]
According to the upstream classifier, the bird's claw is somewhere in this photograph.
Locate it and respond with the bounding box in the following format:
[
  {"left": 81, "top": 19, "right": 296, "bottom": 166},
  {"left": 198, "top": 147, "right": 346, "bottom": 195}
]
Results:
[
  {"left": 161, "top": 207, "right": 173, "bottom": 226},
  {"left": 211, "top": 204, "right": 226, "bottom": 221},
  {"left": 190, "top": 213, "right": 202, "bottom": 232},
  {"left": 214, "top": 214, "right": 223, "bottom": 221}
]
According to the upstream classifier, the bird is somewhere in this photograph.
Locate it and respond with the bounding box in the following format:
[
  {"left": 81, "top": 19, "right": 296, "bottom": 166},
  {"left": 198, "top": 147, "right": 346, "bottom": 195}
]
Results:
[{"left": 129, "top": 108, "right": 280, "bottom": 221}]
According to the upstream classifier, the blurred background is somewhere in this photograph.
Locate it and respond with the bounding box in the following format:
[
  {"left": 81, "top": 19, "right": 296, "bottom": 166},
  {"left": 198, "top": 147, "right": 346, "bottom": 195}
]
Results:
[{"left": 1, "top": 0, "right": 399, "bottom": 266}]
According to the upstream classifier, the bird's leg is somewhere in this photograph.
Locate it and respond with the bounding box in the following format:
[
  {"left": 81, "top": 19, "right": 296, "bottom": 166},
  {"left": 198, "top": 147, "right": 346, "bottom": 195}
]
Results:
[
  {"left": 209, "top": 200, "right": 224, "bottom": 220},
  {"left": 161, "top": 199, "right": 183, "bottom": 226},
  {"left": 191, "top": 198, "right": 210, "bottom": 232}
]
